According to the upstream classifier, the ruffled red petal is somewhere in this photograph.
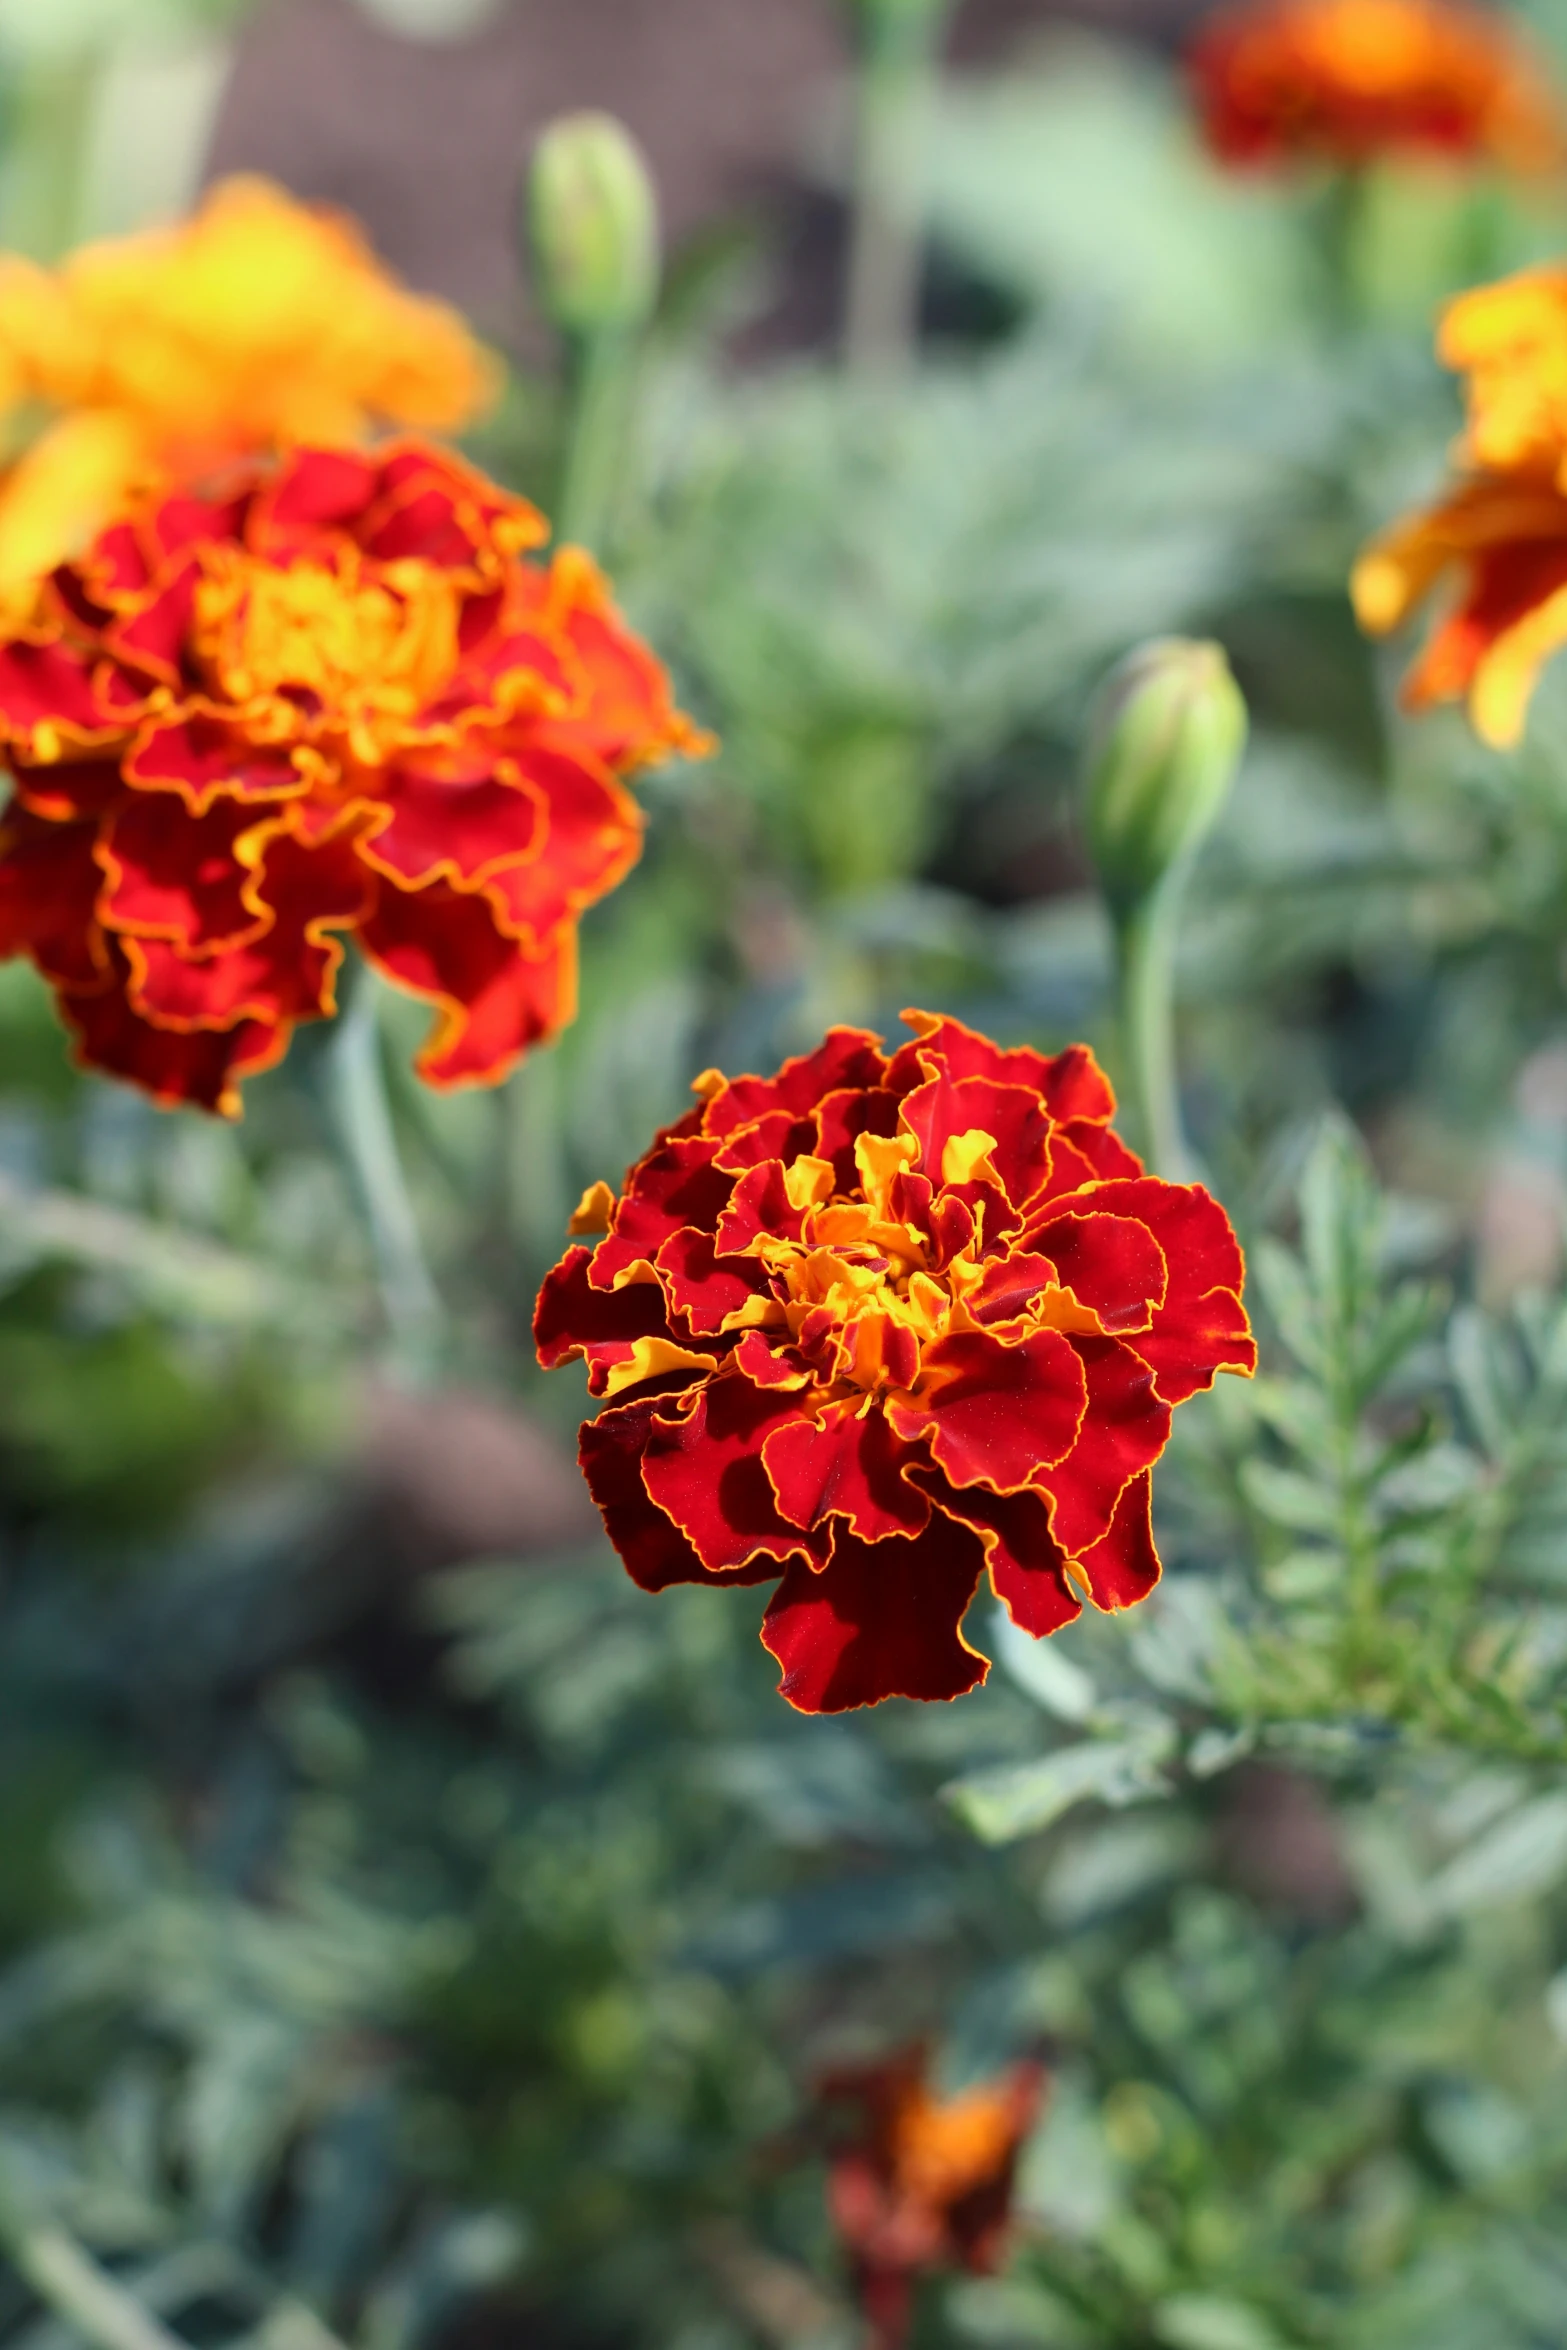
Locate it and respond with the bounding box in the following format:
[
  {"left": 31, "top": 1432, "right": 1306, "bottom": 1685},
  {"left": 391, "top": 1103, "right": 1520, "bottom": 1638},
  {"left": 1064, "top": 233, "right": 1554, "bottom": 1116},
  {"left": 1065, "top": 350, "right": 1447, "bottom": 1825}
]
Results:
[
  {"left": 761, "top": 1517, "right": 989, "bottom": 1712},
  {"left": 888, "top": 1327, "right": 1086, "bottom": 1495},
  {"left": 61, "top": 953, "right": 287, "bottom": 1116},
  {"left": 0, "top": 805, "right": 109, "bottom": 988},
  {"left": 125, "top": 715, "right": 304, "bottom": 812},
  {"left": 579, "top": 1397, "right": 777, "bottom": 1593},
  {"left": 640, "top": 1372, "right": 826, "bottom": 1573},
  {"left": 589, "top": 1134, "right": 734, "bottom": 1292},
  {"left": 1031, "top": 1337, "right": 1170, "bottom": 1557},
  {"left": 358, "top": 874, "right": 575, "bottom": 1088},
  {"left": 763, "top": 1398, "right": 932, "bottom": 1542},
  {"left": 364, "top": 752, "right": 546, "bottom": 892},
  {"left": 98, "top": 793, "right": 274, "bottom": 953},
  {"left": 534, "top": 1244, "right": 680, "bottom": 1389}
]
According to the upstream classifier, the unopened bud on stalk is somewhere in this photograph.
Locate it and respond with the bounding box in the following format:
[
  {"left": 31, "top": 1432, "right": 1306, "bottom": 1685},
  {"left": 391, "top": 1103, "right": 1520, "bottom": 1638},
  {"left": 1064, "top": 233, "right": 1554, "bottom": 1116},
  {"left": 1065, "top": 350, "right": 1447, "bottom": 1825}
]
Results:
[
  {"left": 526, "top": 111, "right": 659, "bottom": 340},
  {"left": 1083, "top": 638, "right": 1247, "bottom": 917}
]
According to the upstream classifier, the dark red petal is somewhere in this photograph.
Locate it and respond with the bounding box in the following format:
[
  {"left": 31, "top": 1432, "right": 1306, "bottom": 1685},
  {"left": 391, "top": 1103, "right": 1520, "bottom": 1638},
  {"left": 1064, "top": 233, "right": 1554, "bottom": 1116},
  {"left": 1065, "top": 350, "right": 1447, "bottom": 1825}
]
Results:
[
  {"left": 888, "top": 1011, "right": 1117, "bottom": 1126},
  {"left": 928, "top": 1478, "right": 1082, "bottom": 1638},
  {"left": 103, "top": 556, "right": 198, "bottom": 680},
  {"left": 640, "top": 1373, "right": 824, "bottom": 1573},
  {"left": 0, "top": 637, "right": 132, "bottom": 751},
  {"left": 710, "top": 1109, "right": 818, "bottom": 1174},
  {"left": 12, "top": 757, "right": 122, "bottom": 822},
  {"left": 533, "top": 1244, "right": 674, "bottom": 1378},
  {"left": 1037, "top": 1177, "right": 1254, "bottom": 1403},
  {"left": 580, "top": 1397, "right": 777, "bottom": 1593},
  {"left": 1036, "top": 1210, "right": 1168, "bottom": 1334},
  {"left": 733, "top": 1329, "right": 814, "bottom": 1387},
  {"left": 887, "top": 1327, "right": 1085, "bottom": 1494},
  {"left": 0, "top": 805, "right": 108, "bottom": 988},
  {"left": 358, "top": 874, "right": 574, "bottom": 1087},
  {"left": 1033, "top": 1337, "right": 1170, "bottom": 1557},
  {"left": 99, "top": 793, "right": 269, "bottom": 952},
  {"left": 1076, "top": 1471, "right": 1161, "bottom": 1611},
  {"left": 125, "top": 715, "right": 304, "bottom": 812},
  {"left": 1061, "top": 1117, "right": 1143, "bottom": 1183},
  {"left": 656, "top": 1226, "right": 773, "bottom": 1336},
  {"left": 61, "top": 959, "right": 285, "bottom": 1115},
  {"left": 468, "top": 742, "right": 641, "bottom": 951},
  {"left": 713, "top": 1159, "right": 805, "bottom": 1256},
  {"left": 365, "top": 753, "right": 545, "bottom": 891},
  {"left": 900, "top": 1069, "right": 1052, "bottom": 1211},
  {"left": 760, "top": 1516, "right": 988, "bottom": 1713},
  {"left": 590, "top": 1135, "right": 733, "bottom": 1291},
  {"left": 763, "top": 1399, "right": 931, "bottom": 1540},
  {"left": 703, "top": 1027, "right": 888, "bottom": 1141},
  {"left": 250, "top": 447, "right": 380, "bottom": 556},
  {"left": 966, "top": 1251, "right": 1058, "bottom": 1328},
  {"left": 813, "top": 1083, "right": 904, "bottom": 1190}
]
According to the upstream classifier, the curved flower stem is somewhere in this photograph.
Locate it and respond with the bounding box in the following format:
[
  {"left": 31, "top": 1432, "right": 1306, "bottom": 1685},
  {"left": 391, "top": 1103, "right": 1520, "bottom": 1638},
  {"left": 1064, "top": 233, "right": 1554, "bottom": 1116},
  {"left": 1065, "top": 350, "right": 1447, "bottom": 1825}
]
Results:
[
  {"left": 329, "top": 967, "right": 445, "bottom": 1377},
  {"left": 1112, "top": 879, "right": 1194, "bottom": 1183},
  {"left": 844, "top": 2, "right": 947, "bottom": 377},
  {"left": 557, "top": 325, "right": 637, "bottom": 554}
]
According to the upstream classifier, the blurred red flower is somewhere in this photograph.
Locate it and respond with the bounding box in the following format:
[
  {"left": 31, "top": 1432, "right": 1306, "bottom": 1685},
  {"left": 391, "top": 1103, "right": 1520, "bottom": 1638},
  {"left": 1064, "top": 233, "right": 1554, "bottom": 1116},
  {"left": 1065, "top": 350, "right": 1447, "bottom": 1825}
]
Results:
[
  {"left": 536, "top": 1011, "right": 1255, "bottom": 1713},
  {"left": 1188, "top": 0, "right": 1565, "bottom": 173},
  {"left": 0, "top": 440, "right": 704, "bottom": 1113},
  {"left": 823, "top": 2046, "right": 1046, "bottom": 2350}
]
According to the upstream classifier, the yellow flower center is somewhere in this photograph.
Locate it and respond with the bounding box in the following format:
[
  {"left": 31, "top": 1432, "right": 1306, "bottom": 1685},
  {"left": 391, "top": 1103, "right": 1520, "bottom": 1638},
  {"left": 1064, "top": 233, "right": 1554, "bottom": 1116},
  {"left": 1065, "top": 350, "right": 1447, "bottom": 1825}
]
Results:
[
  {"left": 190, "top": 545, "right": 463, "bottom": 766},
  {"left": 753, "top": 1128, "right": 997, "bottom": 1396}
]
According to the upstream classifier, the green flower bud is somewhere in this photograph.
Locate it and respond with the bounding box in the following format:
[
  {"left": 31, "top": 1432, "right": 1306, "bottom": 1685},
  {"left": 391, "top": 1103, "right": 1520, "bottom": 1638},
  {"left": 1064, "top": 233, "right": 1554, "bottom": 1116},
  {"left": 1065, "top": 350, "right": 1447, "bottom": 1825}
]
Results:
[
  {"left": 526, "top": 112, "right": 659, "bottom": 341},
  {"left": 1083, "top": 638, "right": 1248, "bottom": 917}
]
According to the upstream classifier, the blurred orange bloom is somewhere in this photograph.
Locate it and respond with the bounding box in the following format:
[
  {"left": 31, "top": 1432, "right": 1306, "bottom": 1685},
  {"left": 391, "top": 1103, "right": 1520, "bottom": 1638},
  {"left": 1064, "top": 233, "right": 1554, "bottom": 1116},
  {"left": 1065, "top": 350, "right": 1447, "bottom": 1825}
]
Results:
[
  {"left": 1188, "top": 0, "right": 1565, "bottom": 173},
  {"left": 0, "top": 177, "right": 495, "bottom": 613},
  {"left": 822, "top": 2046, "right": 1046, "bottom": 2350},
  {"left": 1353, "top": 265, "right": 1567, "bottom": 744}
]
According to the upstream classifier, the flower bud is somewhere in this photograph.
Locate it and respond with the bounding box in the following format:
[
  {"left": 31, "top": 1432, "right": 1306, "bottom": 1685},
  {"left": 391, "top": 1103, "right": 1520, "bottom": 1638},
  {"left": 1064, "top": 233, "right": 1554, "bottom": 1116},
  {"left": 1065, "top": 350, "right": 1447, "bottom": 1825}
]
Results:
[
  {"left": 1082, "top": 638, "right": 1247, "bottom": 916},
  {"left": 526, "top": 112, "right": 659, "bottom": 341}
]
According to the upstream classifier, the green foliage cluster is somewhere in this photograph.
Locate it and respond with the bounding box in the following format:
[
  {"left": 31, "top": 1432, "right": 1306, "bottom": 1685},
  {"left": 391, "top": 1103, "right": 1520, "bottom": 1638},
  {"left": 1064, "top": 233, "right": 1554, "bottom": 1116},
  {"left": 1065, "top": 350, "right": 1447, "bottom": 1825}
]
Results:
[{"left": 3, "top": 15, "right": 1567, "bottom": 2350}]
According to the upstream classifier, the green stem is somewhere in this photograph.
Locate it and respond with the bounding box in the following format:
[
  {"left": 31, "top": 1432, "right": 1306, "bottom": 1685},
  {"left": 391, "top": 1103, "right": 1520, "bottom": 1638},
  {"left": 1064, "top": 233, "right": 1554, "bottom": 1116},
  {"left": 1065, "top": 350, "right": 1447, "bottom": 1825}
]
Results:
[
  {"left": 0, "top": 2214, "right": 190, "bottom": 2350},
  {"left": 1113, "top": 880, "right": 1192, "bottom": 1182},
  {"left": 557, "top": 325, "right": 636, "bottom": 553},
  {"left": 844, "top": 3, "right": 947, "bottom": 377},
  {"left": 329, "top": 967, "right": 444, "bottom": 1376}
]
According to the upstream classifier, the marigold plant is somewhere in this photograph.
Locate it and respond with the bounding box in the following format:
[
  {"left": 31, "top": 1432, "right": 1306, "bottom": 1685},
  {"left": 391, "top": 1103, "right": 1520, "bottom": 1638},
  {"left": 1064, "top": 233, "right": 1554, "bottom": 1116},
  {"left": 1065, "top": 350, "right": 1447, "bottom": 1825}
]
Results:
[
  {"left": 1354, "top": 266, "right": 1567, "bottom": 744},
  {"left": 535, "top": 1012, "right": 1255, "bottom": 1714},
  {"left": 1188, "top": 0, "right": 1565, "bottom": 172},
  {"left": 0, "top": 177, "right": 494, "bottom": 611},
  {"left": 822, "top": 2046, "right": 1046, "bottom": 2350},
  {"left": 0, "top": 441, "right": 705, "bottom": 1113}
]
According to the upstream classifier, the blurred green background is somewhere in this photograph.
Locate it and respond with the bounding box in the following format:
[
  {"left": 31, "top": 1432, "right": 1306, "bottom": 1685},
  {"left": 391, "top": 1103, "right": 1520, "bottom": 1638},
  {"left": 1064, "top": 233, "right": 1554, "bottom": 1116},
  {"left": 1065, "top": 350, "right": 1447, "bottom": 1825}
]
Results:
[{"left": 3, "top": 3, "right": 1567, "bottom": 2348}]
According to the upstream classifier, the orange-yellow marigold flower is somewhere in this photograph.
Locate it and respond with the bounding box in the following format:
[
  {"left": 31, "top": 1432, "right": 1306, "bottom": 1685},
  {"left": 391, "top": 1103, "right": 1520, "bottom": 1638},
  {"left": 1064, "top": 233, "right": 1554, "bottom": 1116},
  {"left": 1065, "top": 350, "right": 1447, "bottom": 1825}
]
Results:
[
  {"left": 0, "top": 441, "right": 706, "bottom": 1113},
  {"left": 1188, "top": 0, "right": 1566, "bottom": 173},
  {"left": 822, "top": 2046, "right": 1046, "bottom": 2350},
  {"left": 0, "top": 176, "right": 495, "bottom": 607}
]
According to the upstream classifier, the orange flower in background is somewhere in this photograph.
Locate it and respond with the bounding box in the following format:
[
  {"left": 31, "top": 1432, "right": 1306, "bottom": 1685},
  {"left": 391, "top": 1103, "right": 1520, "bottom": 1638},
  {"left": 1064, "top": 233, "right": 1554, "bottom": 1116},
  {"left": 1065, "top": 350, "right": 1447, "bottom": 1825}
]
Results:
[
  {"left": 0, "top": 440, "right": 705, "bottom": 1113},
  {"left": 822, "top": 2047, "right": 1046, "bottom": 2350},
  {"left": 536, "top": 1012, "right": 1255, "bottom": 1714},
  {"left": 1188, "top": 0, "right": 1566, "bottom": 173},
  {"left": 1353, "top": 266, "right": 1567, "bottom": 745},
  {"left": 0, "top": 176, "right": 495, "bottom": 611}
]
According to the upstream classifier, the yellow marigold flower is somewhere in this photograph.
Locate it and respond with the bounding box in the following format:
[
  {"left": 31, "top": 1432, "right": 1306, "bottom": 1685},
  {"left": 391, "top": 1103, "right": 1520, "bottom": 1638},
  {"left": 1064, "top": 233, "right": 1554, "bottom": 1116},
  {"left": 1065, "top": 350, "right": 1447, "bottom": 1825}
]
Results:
[
  {"left": 0, "top": 176, "right": 495, "bottom": 611},
  {"left": 1441, "top": 266, "right": 1567, "bottom": 484}
]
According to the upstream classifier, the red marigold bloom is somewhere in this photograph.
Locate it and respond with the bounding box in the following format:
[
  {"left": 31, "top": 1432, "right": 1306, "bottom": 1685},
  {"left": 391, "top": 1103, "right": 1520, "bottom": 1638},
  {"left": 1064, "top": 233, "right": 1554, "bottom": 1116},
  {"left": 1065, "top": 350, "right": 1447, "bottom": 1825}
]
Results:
[
  {"left": 535, "top": 1011, "right": 1256, "bottom": 1714},
  {"left": 1188, "top": 0, "right": 1566, "bottom": 174},
  {"left": 0, "top": 440, "right": 705, "bottom": 1113},
  {"left": 823, "top": 2045, "right": 1046, "bottom": 2350}
]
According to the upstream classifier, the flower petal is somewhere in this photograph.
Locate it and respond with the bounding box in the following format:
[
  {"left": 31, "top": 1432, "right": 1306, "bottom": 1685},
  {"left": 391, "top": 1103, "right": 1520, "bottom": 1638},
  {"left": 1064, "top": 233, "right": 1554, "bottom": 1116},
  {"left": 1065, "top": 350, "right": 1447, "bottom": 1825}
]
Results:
[
  {"left": 761, "top": 1517, "right": 988, "bottom": 1712},
  {"left": 365, "top": 751, "right": 546, "bottom": 892},
  {"left": 640, "top": 1371, "right": 826, "bottom": 1574},
  {"left": 1041, "top": 1178, "right": 1254, "bottom": 1401},
  {"left": 533, "top": 1244, "right": 683, "bottom": 1392},
  {"left": 1032, "top": 1337, "right": 1170, "bottom": 1557},
  {"left": 579, "top": 1396, "right": 778, "bottom": 1592},
  {"left": 887, "top": 1327, "right": 1086, "bottom": 1495},
  {"left": 358, "top": 873, "right": 575, "bottom": 1087},
  {"left": 763, "top": 1398, "right": 932, "bottom": 1541}
]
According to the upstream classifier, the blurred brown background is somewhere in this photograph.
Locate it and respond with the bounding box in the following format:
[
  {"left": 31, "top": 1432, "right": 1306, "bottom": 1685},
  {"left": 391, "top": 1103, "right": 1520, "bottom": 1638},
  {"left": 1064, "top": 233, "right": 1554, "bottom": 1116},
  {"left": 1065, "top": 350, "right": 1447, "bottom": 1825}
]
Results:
[{"left": 207, "top": 0, "right": 1174, "bottom": 338}]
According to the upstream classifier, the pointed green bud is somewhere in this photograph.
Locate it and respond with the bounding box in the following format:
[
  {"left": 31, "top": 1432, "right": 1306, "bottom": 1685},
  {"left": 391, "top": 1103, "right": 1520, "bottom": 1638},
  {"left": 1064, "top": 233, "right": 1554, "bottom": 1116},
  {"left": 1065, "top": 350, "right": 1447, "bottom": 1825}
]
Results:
[
  {"left": 1083, "top": 638, "right": 1247, "bottom": 917},
  {"left": 526, "top": 111, "right": 659, "bottom": 341}
]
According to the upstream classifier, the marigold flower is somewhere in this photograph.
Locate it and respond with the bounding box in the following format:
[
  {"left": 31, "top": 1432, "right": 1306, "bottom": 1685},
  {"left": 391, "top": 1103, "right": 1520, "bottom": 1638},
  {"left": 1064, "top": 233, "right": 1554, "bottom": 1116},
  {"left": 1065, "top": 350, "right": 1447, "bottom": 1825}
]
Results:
[
  {"left": 535, "top": 1012, "right": 1255, "bottom": 1714},
  {"left": 0, "top": 440, "right": 705, "bottom": 1113},
  {"left": 0, "top": 176, "right": 495, "bottom": 608},
  {"left": 1188, "top": 0, "right": 1566, "bottom": 173},
  {"left": 822, "top": 2045, "right": 1046, "bottom": 2350}
]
